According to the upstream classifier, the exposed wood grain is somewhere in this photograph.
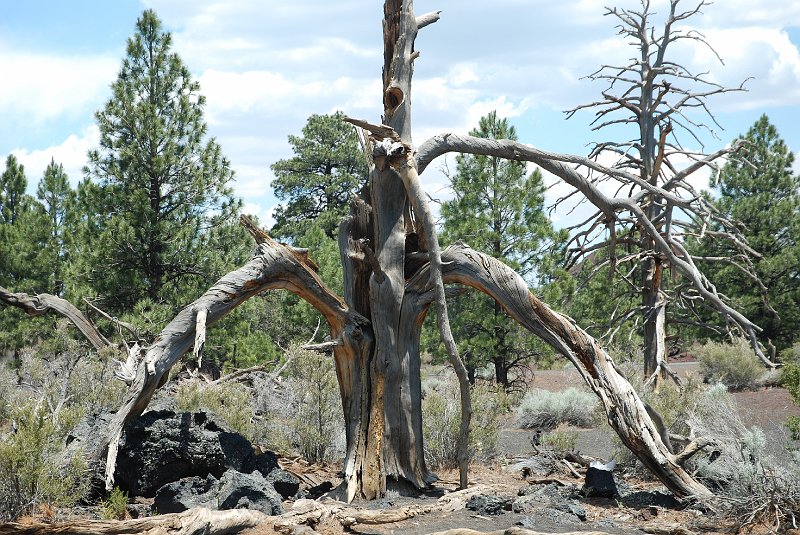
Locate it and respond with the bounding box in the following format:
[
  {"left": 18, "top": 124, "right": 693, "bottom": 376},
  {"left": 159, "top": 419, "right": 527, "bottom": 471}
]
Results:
[
  {"left": 0, "top": 286, "right": 110, "bottom": 350},
  {"left": 0, "top": 507, "right": 269, "bottom": 535},
  {"left": 405, "top": 242, "right": 712, "bottom": 499}
]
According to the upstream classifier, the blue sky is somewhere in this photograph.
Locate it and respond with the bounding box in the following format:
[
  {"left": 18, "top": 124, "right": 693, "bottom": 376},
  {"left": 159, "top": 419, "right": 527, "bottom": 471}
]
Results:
[{"left": 2, "top": 1, "right": 799, "bottom": 228}]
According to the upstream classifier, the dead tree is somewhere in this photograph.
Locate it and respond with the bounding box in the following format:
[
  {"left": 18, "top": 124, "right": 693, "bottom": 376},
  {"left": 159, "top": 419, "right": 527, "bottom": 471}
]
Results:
[
  {"left": 557, "top": 0, "right": 773, "bottom": 386},
  {"left": 3, "top": 0, "right": 752, "bottom": 502}
]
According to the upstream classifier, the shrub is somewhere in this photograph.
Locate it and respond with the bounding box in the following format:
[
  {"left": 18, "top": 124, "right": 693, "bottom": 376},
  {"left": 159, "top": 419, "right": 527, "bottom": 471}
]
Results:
[
  {"left": 779, "top": 342, "right": 800, "bottom": 366},
  {"left": 541, "top": 428, "right": 578, "bottom": 455},
  {"left": 0, "top": 402, "right": 90, "bottom": 522},
  {"left": 0, "top": 335, "right": 124, "bottom": 521},
  {"left": 686, "top": 383, "right": 800, "bottom": 530},
  {"left": 696, "top": 339, "right": 764, "bottom": 391},
  {"left": 780, "top": 363, "right": 800, "bottom": 440},
  {"left": 100, "top": 487, "right": 128, "bottom": 520},
  {"left": 175, "top": 345, "right": 344, "bottom": 463},
  {"left": 176, "top": 380, "right": 255, "bottom": 440},
  {"left": 422, "top": 376, "right": 510, "bottom": 469},
  {"left": 516, "top": 388, "right": 596, "bottom": 429},
  {"left": 282, "top": 347, "right": 344, "bottom": 463}
]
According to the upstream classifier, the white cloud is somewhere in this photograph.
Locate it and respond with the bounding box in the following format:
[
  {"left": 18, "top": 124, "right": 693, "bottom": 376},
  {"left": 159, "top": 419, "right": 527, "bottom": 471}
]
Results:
[
  {"left": 0, "top": 45, "right": 116, "bottom": 124},
  {"left": 241, "top": 201, "right": 275, "bottom": 227},
  {"left": 12, "top": 126, "right": 99, "bottom": 186},
  {"left": 692, "top": 27, "right": 800, "bottom": 110}
]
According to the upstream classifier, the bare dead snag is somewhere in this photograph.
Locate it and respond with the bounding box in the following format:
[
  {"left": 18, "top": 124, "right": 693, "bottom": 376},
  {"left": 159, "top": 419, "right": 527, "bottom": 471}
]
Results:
[
  {"left": 407, "top": 242, "right": 713, "bottom": 499},
  {"left": 0, "top": 286, "right": 111, "bottom": 350},
  {"left": 346, "top": 117, "right": 473, "bottom": 490}
]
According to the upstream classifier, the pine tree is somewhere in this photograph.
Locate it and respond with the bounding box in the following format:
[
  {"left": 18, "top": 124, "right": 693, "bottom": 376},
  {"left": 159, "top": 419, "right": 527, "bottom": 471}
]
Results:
[
  {"left": 35, "top": 159, "right": 75, "bottom": 295},
  {"left": 84, "top": 10, "right": 242, "bottom": 313},
  {"left": 270, "top": 111, "right": 368, "bottom": 240},
  {"left": 0, "top": 155, "right": 28, "bottom": 226},
  {"left": 0, "top": 155, "right": 50, "bottom": 349},
  {"left": 698, "top": 115, "right": 800, "bottom": 351},
  {"left": 438, "top": 111, "right": 565, "bottom": 386}
]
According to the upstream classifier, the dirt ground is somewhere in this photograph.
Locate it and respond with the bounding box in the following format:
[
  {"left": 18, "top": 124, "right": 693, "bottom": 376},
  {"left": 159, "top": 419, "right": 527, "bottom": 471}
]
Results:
[
  {"left": 10, "top": 363, "right": 799, "bottom": 535},
  {"left": 248, "top": 364, "right": 799, "bottom": 535}
]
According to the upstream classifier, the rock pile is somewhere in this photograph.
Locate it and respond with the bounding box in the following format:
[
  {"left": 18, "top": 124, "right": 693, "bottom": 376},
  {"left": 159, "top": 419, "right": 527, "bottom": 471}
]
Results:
[{"left": 65, "top": 409, "right": 299, "bottom": 515}]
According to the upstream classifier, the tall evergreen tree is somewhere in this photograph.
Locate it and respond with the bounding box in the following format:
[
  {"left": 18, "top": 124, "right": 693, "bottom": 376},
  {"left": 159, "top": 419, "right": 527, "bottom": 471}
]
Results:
[
  {"left": 438, "top": 111, "right": 565, "bottom": 386},
  {"left": 0, "top": 155, "right": 27, "bottom": 226},
  {"left": 35, "top": 159, "right": 75, "bottom": 295},
  {"left": 0, "top": 155, "right": 50, "bottom": 349},
  {"left": 270, "top": 111, "right": 368, "bottom": 240},
  {"left": 84, "top": 10, "right": 242, "bottom": 313},
  {"left": 696, "top": 115, "right": 800, "bottom": 351}
]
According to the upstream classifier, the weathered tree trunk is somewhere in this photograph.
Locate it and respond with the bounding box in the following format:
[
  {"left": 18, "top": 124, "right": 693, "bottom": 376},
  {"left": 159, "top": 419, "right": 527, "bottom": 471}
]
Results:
[
  {"left": 332, "top": 0, "right": 470, "bottom": 499},
  {"left": 642, "top": 257, "right": 668, "bottom": 388}
]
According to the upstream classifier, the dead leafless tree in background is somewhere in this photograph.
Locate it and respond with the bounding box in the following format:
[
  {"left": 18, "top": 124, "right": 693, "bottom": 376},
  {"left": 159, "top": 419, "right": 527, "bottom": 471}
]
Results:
[{"left": 557, "top": 0, "right": 775, "bottom": 386}]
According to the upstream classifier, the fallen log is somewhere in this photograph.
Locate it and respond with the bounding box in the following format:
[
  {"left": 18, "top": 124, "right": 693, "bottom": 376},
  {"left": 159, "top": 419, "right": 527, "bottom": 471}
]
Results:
[{"left": 0, "top": 508, "right": 270, "bottom": 535}]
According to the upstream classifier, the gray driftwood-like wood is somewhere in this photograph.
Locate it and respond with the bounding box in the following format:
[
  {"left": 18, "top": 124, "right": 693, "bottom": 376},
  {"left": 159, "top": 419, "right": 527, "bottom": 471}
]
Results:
[
  {"left": 100, "top": 221, "right": 369, "bottom": 491},
  {"left": 426, "top": 243, "right": 712, "bottom": 499},
  {"left": 0, "top": 286, "right": 111, "bottom": 350},
  {"left": 0, "top": 507, "right": 270, "bottom": 535},
  {"left": 1, "top": 0, "right": 734, "bottom": 504}
]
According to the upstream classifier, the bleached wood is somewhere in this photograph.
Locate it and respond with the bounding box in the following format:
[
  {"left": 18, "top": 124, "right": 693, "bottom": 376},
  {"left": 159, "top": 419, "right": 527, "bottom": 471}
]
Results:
[
  {"left": 406, "top": 242, "right": 713, "bottom": 499},
  {"left": 193, "top": 307, "right": 208, "bottom": 368},
  {"left": 0, "top": 507, "right": 270, "bottom": 535},
  {"left": 0, "top": 286, "right": 110, "bottom": 350},
  {"left": 99, "top": 230, "right": 368, "bottom": 491}
]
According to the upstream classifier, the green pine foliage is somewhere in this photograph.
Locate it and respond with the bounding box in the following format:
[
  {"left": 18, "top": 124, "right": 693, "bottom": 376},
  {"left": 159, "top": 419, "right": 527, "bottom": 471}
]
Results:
[
  {"left": 693, "top": 115, "right": 800, "bottom": 351},
  {"left": 434, "top": 111, "right": 568, "bottom": 386},
  {"left": 35, "top": 159, "right": 76, "bottom": 296},
  {"left": 0, "top": 155, "right": 54, "bottom": 350},
  {"left": 83, "top": 9, "right": 245, "bottom": 314},
  {"left": 270, "top": 111, "right": 368, "bottom": 240}
]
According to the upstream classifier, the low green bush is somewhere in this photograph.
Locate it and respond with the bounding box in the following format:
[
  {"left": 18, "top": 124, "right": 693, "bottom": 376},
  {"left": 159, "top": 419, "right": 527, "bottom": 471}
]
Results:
[
  {"left": 176, "top": 345, "right": 345, "bottom": 464},
  {"left": 541, "top": 428, "right": 578, "bottom": 455},
  {"left": 779, "top": 342, "right": 800, "bottom": 366},
  {"left": 696, "top": 339, "right": 763, "bottom": 391},
  {"left": 282, "top": 347, "right": 343, "bottom": 463},
  {"left": 176, "top": 380, "right": 255, "bottom": 440},
  {"left": 100, "top": 487, "right": 128, "bottom": 520},
  {"left": 516, "top": 388, "right": 597, "bottom": 429},
  {"left": 422, "top": 377, "right": 510, "bottom": 469},
  {"left": 0, "top": 402, "right": 90, "bottom": 521},
  {"left": 780, "top": 363, "right": 800, "bottom": 440}
]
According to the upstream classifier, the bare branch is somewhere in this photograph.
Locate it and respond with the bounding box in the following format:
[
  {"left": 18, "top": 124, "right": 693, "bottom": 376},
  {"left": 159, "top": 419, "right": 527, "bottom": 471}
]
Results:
[
  {"left": 0, "top": 286, "right": 111, "bottom": 350},
  {"left": 415, "top": 10, "right": 441, "bottom": 30}
]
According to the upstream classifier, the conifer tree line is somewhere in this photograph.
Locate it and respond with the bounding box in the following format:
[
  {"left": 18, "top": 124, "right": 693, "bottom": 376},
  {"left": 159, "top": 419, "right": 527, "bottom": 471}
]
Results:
[{"left": 2, "top": 8, "right": 799, "bottom": 380}]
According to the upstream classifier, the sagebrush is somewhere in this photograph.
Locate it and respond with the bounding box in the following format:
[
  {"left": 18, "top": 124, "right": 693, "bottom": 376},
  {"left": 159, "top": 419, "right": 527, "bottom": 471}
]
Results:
[
  {"left": 0, "top": 334, "right": 125, "bottom": 521},
  {"left": 422, "top": 376, "right": 510, "bottom": 469},
  {"left": 696, "top": 339, "right": 763, "bottom": 391},
  {"left": 516, "top": 387, "right": 596, "bottom": 430}
]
